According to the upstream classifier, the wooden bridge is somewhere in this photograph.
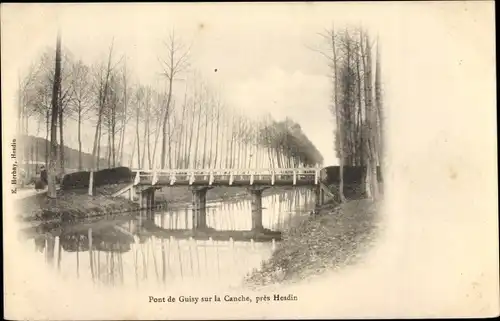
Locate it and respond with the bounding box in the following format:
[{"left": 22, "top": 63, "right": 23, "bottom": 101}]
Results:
[
  {"left": 108, "top": 166, "right": 330, "bottom": 238},
  {"left": 112, "top": 167, "right": 327, "bottom": 230},
  {"left": 132, "top": 167, "right": 323, "bottom": 187}
]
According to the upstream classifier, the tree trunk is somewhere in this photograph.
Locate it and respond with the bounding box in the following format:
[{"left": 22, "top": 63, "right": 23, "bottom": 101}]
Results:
[
  {"left": 130, "top": 135, "right": 137, "bottom": 168},
  {"left": 106, "top": 121, "right": 112, "bottom": 167},
  {"left": 186, "top": 101, "right": 196, "bottom": 168},
  {"left": 208, "top": 105, "right": 215, "bottom": 168},
  {"left": 374, "top": 36, "right": 384, "bottom": 184},
  {"left": 331, "top": 25, "right": 346, "bottom": 203},
  {"left": 193, "top": 100, "right": 202, "bottom": 168},
  {"left": 167, "top": 112, "right": 173, "bottom": 169},
  {"left": 161, "top": 77, "right": 173, "bottom": 169},
  {"left": 136, "top": 105, "right": 141, "bottom": 168},
  {"left": 151, "top": 111, "right": 163, "bottom": 170},
  {"left": 91, "top": 41, "right": 114, "bottom": 169},
  {"left": 202, "top": 103, "right": 209, "bottom": 168},
  {"left": 355, "top": 46, "right": 364, "bottom": 169},
  {"left": 47, "top": 31, "right": 62, "bottom": 198},
  {"left": 78, "top": 106, "right": 82, "bottom": 170},
  {"left": 145, "top": 95, "right": 152, "bottom": 169},
  {"left": 96, "top": 122, "right": 102, "bottom": 170},
  {"left": 58, "top": 92, "right": 65, "bottom": 176},
  {"left": 362, "top": 32, "right": 379, "bottom": 200},
  {"left": 119, "top": 64, "right": 128, "bottom": 165},
  {"left": 45, "top": 110, "right": 50, "bottom": 165},
  {"left": 176, "top": 89, "right": 188, "bottom": 168},
  {"left": 112, "top": 100, "right": 116, "bottom": 168},
  {"left": 213, "top": 106, "right": 221, "bottom": 169}
]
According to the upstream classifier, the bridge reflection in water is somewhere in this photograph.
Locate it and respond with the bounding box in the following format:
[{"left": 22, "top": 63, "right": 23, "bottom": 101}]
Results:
[{"left": 25, "top": 188, "right": 315, "bottom": 289}]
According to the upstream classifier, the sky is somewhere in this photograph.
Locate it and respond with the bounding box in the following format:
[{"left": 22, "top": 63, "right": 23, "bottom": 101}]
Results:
[
  {"left": 1, "top": 2, "right": 495, "bottom": 168},
  {"left": 1, "top": 2, "right": 392, "bottom": 166}
]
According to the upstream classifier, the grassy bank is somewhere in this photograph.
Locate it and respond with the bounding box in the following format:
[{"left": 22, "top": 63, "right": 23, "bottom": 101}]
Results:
[
  {"left": 17, "top": 183, "right": 293, "bottom": 222},
  {"left": 244, "top": 199, "right": 381, "bottom": 287},
  {"left": 17, "top": 184, "right": 140, "bottom": 223}
]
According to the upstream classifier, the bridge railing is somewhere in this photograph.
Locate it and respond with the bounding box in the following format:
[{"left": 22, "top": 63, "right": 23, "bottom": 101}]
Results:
[{"left": 131, "top": 167, "right": 322, "bottom": 186}]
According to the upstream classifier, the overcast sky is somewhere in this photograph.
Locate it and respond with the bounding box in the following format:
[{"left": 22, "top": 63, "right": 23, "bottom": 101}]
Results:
[{"left": 2, "top": 2, "right": 494, "bottom": 167}]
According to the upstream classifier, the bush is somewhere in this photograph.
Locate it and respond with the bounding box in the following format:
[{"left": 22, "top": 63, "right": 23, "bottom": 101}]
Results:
[
  {"left": 61, "top": 167, "right": 133, "bottom": 190},
  {"left": 61, "top": 171, "right": 91, "bottom": 190},
  {"left": 94, "top": 166, "right": 133, "bottom": 186},
  {"left": 34, "top": 179, "right": 45, "bottom": 190},
  {"left": 321, "top": 166, "right": 382, "bottom": 185}
]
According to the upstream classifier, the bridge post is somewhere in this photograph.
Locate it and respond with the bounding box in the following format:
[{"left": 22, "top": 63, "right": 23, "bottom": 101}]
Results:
[
  {"left": 88, "top": 171, "right": 95, "bottom": 196},
  {"left": 314, "top": 185, "right": 323, "bottom": 213},
  {"left": 129, "top": 185, "right": 135, "bottom": 201},
  {"left": 190, "top": 187, "right": 209, "bottom": 230},
  {"left": 140, "top": 189, "right": 147, "bottom": 209},
  {"left": 149, "top": 188, "right": 155, "bottom": 209},
  {"left": 248, "top": 186, "right": 268, "bottom": 232}
]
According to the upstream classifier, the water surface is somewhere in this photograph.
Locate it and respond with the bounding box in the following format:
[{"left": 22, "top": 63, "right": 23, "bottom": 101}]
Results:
[{"left": 22, "top": 188, "right": 315, "bottom": 291}]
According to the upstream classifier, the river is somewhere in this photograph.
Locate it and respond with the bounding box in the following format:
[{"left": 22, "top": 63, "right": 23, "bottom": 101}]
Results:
[{"left": 20, "top": 188, "right": 316, "bottom": 291}]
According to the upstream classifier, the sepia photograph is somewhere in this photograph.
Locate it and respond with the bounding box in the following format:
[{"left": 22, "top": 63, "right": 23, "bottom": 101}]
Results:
[{"left": 2, "top": 2, "right": 498, "bottom": 320}]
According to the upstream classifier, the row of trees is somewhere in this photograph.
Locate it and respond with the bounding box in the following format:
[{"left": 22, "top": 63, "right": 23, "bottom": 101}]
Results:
[
  {"left": 17, "top": 30, "right": 324, "bottom": 197},
  {"left": 315, "top": 25, "right": 384, "bottom": 201}
]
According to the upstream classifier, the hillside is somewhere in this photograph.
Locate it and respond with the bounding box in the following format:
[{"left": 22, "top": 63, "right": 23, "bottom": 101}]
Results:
[{"left": 18, "top": 135, "right": 109, "bottom": 170}]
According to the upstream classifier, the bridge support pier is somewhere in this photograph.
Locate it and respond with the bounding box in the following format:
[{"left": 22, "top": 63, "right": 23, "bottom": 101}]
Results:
[
  {"left": 248, "top": 186, "right": 268, "bottom": 232},
  {"left": 140, "top": 187, "right": 156, "bottom": 209},
  {"left": 190, "top": 187, "right": 211, "bottom": 230},
  {"left": 314, "top": 185, "right": 324, "bottom": 213}
]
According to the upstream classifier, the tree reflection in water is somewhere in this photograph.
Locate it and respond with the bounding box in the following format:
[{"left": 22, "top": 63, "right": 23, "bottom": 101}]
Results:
[{"left": 22, "top": 189, "right": 315, "bottom": 290}]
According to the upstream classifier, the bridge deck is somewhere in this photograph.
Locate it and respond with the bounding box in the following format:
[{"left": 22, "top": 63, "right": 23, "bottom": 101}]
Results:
[
  {"left": 141, "top": 221, "right": 282, "bottom": 242},
  {"left": 132, "top": 167, "right": 322, "bottom": 187}
]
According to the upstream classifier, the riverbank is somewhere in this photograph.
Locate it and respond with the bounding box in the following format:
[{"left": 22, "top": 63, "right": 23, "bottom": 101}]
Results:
[
  {"left": 244, "top": 199, "right": 381, "bottom": 287},
  {"left": 16, "top": 183, "right": 295, "bottom": 223},
  {"left": 16, "top": 186, "right": 140, "bottom": 223}
]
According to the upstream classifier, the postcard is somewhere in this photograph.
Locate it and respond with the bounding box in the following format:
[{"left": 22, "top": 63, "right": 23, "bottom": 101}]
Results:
[{"left": 2, "top": 2, "right": 498, "bottom": 319}]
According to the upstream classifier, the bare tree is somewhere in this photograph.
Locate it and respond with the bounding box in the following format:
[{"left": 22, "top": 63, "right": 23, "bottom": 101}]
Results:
[
  {"left": 175, "top": 86, "right": 188, "bottom": 168},
  {"left": 192, "top": 83, "right": 203, "bottom": 168},
  {"left": 118, "top": 65, "right": 130, "bottom": 166},
  {"left": 91, "top": 40, "right": 115, "bottom": 170},
  {"left": 57, "top": 52, "right": 75, "bottom": 176},
  {"left": 310, "top": 25, "right": 384, "bottom": 200},
  {"left": 158, "top": 30, "right": 190, "bottom": 169},
  {"left": 151, "top": 89, "right": 167, "bottom": 170},
  {"left": 333, "top": 26, "right": 347, "bottom": 202},
  {"left": 103, "top": 70, "right": 124, "bottom": 168},
  {"left": 70, "top": 60, "right": 93, "bottom": 170},
  {"left": 362, "top": 32, "right": 380, "bottom": 200}
]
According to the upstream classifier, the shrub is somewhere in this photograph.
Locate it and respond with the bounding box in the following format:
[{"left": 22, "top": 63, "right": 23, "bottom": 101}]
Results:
[
  {"left": 34, "top": 179, "right": 45, "bottom": 190},
  {"left": 61, "top": 167, "right": 133, "bottom": 190},
  {"left": 61, "top": 171, "right": 91, "bottom": 190},
  {"left": 321, "top": 166, "right": 382, "bottom": 185},
  {"left": 94, "top": 166, "right": 133, "bottom": 186}
]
